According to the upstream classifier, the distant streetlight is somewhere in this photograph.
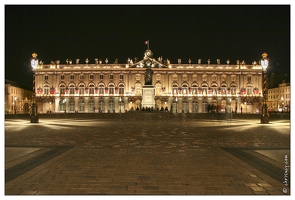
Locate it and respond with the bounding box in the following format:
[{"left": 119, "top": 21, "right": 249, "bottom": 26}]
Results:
[
  {"left": 30, "top": 53, "right": 39, "bottom": 123},
  {"left": 14, "top": 96, "right": 17, "bottom": 114},
  {"left": 261, "top": 52, "right": 269, "bottom": 124},
  {"left": 119, "top": 97, "right": 122, "bottom": 113},
  {"left": 229, "top": 98, "right": 232, "bottom": 113},
  {"left": 175, "top": 97, "right": 178, "bottom": 113}
]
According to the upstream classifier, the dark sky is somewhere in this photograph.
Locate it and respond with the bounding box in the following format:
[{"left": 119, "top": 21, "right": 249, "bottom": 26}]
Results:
[{"left": 5, "top": 5, "right": 290, "bottom": 87}]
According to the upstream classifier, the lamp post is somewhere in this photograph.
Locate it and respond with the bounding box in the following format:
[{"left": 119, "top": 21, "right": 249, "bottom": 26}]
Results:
[
  {"left": 260, "top": 52, "right": 269, "bottom": 124},
  {"left": 175, "top": 97, "right": 178, "bottom": 113},
  {"left": 14, "top": 96, "right": 17, "bottom": 114},
  {"left": 280, "top": 97, "right": 284, "bottom": 112},
  {"left": 12, "top": 100, "right": 15, "bottom": 114},
  {"left": 119, "top": 97, "right": 121, "bottom": 113},
  {"left": 30, "top": 53, "right": 39, "bottom": 123},
  {"left": 229, "top": 98, "right": 232, "bottom": 119}
]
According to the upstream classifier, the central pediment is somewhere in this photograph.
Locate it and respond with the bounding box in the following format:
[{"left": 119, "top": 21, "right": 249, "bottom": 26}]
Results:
[{"left": 128, "top": 49, "right": 168, "bottom": 68}]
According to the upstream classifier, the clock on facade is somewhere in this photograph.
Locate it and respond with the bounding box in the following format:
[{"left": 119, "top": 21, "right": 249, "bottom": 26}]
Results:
[{"left": 145, "top": 50, "right": 153, "bottom": 58}]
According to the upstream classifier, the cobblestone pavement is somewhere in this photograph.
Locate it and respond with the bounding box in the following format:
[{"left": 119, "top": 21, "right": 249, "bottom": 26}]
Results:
[{"left": 5, "top": 113, "right": 290, "bottom": 195}]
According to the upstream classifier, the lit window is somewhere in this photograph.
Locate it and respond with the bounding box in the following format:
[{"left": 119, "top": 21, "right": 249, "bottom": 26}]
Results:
[
  {"left": 89, "top": 99, "right": 95, "bottom": 112},
  {"left": 60, "top": 85, "right": 65, "bottom": 95},
  {"left": 99, "top": 84, "right": 104, "bottom": 95},
  {"left": 69, "top": 99, "right": 75, "bottom": 111},
  {"left": 119, "top": 74, "right": 124, "bottom": 80},
  {"left": 172, "top": 84, "right": 178, "bottom": 95},
  {"left": 43, "top": 84, "right": 49, "bottom": 95},
  {"left": 109, "top": 84, "right": 115, "bottom": 94},
  {"left": 79, "top": 85, "right": 85, "bottom": 94},
  {"left": 118, "top": 84, "right": 124, "bottom": 95},
  {"left": 89, "top": 84, "right": 95, "bottom": 94},
  {"left": 79, "top": 99, "right": 84, "bottom": 112},
  {"left": 69, "top": 85, "right": 75, "bottom": 95}
]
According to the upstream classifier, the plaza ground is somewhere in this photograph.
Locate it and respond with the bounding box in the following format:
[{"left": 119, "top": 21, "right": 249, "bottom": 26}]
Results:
[{"left": 5, "top": 112, "right": 290, "bottom": 195}]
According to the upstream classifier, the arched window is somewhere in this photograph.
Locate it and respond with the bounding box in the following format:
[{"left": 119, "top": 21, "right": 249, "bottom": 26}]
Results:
[
  {"left": 246, "top": 83, "right": 253, "bottom": 95},
  {"left": 59, "top": 99, "right": 66, "bottom": 112},
  {"left": 59, "top": 83, "right": 66, "bottom": 95},
  {"left": 191, "top": 82, "right": 198, "bottom": 95},
  {"left": 43, "top": 83, "right": 50, "bottom": 95},
  {"left": 192, "top": 99, "right": 198, "bottom": 113},
  {"left": 69, "top": 99, "right": 75, "bottom": 112},
  {"left": 78, "top": 83, "right": 85, "bottom": 95},
  {"left": 98, "top": 83, "right": 105, "bottom": 95},
  {"left": 98, "top": 99, "right": 104, "bottom": 112},
  {"left": 69, "top": 83, "right": 75, "bottom": 95},
  {"left": 79, "top": 99, "right": 85, "bottom": 112},
  {"left": 88, "top": 83, "right": 95, "bottom": 95},
  {"left": 108, "top": 83, "right": 115, "bottom": 95},
  {"left": 89, "top": 99, "right": 94, "bottom": 112},
  {"left": 118, "top": 83, "right": 125, "bottom": 95},
  {"left": 201, "top": 81, "right": 208, "bottom": 96},
  {"left": 172, "top": 82, "right": 178, "bottom": 95},
  {"left": 182, "top": 83, "right": 188, "bottom": 95},
  {"left": 221, "top": 100, "right": 227, "bottom": 112},
  {"left": 109, "top": 99, "right": 114, "bottom": 112},
  {"left": 220, "top": 82, "right": 227, "bottom": 95},
  {"left": 230, "top": 82, "right": 237, "bottom": 95},
  {"left": 210, "top": 81, "right": 218, "bottom": 95}
]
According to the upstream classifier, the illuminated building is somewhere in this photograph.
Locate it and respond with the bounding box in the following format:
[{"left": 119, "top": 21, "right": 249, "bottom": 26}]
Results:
[
  {"left": 268, "top": 81, "right": 290, "bottom": 112},
  {"left": 31, "top": 49, "right": 265, "bottom": 114},
  {"left": 5, "top": 79, "right": 32, "bottom": 114}
]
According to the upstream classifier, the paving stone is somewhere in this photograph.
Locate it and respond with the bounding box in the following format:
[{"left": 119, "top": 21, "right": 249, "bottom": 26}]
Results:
[{"left": 5, "top": 113, "right": 290, "bottom": 195}]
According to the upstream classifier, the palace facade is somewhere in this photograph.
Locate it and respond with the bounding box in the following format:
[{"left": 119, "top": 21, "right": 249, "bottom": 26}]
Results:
[{"left": 31, "top": 49, "right": 265, "bottom": 114}]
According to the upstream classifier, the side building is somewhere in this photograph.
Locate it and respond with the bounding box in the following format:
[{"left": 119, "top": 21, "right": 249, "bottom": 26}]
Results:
[
  {"left": 31, "top": 50, "right": 266, "bottom": 114},
  {"left": 268, "top": 81, "right": 290, "bottom": 112},
  {"left": 5, "top": 79, "right": 32, "bottom": 114}
]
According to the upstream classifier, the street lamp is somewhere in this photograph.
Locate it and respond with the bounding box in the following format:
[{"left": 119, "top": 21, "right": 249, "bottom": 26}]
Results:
[
  {"left": 119, "top": 97, "right": 122, "bottom": 113},
  {"left": 261, "top": 52, "right": 269, "bottom": 124},
  {"left": 14, "top": 96, "right": 17, "bottom": 114},
  {"left": 30, "top": 53, "right": 39, "bottom": 123},
  {"left": 229, "top": 98, "right": 232, "bottom": 114},
  {"left": 175, "top": 97, "right": 178, "bottom": 113},
  {"left": 12, "top": 101, "right": 15, "bottom": 114},
  {"left": 280, "top": 96, "right": 284, "bottom": 112}
]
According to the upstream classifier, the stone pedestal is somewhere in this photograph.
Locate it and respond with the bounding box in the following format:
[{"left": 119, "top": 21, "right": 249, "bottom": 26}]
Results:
[
  {"left": 260, "top": 105, "right": 269, "bottom": 124},
  {"left": 261, "top": 115, "right": 269, "bottom": 124},
  {"left": 30, "top": 115, "right": 39, "bottom": 123},
  {"left": 30, "top": 103, "right": 39, "bottom": 123},
  {"left": 141, "top": 85, "right": 155, "bottom": 109}
]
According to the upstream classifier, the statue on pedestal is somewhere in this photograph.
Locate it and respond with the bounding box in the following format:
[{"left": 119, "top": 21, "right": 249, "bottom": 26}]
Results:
[{"left": 145, "top": 68, "right": 153, "bottom": 85}]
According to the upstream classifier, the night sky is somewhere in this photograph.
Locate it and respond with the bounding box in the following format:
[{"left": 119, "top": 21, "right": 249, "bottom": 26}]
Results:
[{"left": 5, "top": 5, "right": 290, "bottom": 87}]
